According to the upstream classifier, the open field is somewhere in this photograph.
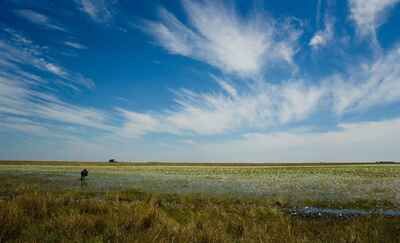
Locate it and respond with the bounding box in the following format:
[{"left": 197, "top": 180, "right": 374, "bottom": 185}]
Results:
[
  {"left": 1, "top": 161, "right": 399, "bottom": 207},
  {"left": 1, "top": 161, "right": 400, "bottom": 242}
]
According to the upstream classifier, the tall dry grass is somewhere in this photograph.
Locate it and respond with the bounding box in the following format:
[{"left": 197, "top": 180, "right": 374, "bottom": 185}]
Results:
[{"left": 0, "top": 187, "right": 399, "bottom": 243}]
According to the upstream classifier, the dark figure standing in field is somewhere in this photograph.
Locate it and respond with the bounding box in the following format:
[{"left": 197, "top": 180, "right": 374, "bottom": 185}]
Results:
[
  {"left": 80, "top": 169, "right": 88, "bottom": 187},
  {"left": 80, "top": 169, "right": 88, "bottom": 180}
]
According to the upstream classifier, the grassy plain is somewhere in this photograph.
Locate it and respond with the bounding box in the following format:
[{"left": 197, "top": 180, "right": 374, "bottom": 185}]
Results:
[{"left": 0, "top": 161, "right": 400, "bottom": 242}]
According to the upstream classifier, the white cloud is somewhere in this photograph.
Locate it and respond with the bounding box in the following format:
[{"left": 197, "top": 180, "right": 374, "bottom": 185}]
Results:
[
  {"left": 115, "top": 108, "right": 161, "bottom": 138},
  {"left": 113, "top": 45, "right": 400, "bottom": 137},
  {"left": 349, "top": 0, "right": 399, "bottom": 37},
  {"left": 64, "top": 41, "right": 88, "bottom": 50},
  {"left": 331, "top": 46, "right": 400, "bottom": 113},
  {"left": 127, "top": 0, "right": 400, "bottom": 137},
  {"left": 0, "top": 74, "right": 110, "bottom": 131},
  {"left": 190, "top": 118, "right": 400, "bottom": 162},
  {"left": 76, "top": 0, "right": 115, "bottom": 23},
  {"left": 45, "top": 63, "right": 67, "bottom": 77},
  {"left": 0, "top": 33, "right": 94, "bottom": 90},
  {"left": 144, "top": 8, "right": 195, "bottom": 56},
  {"left": 0, "top": 117, "right": 51, "bottom": 136},
  {"left": 309, "top": 17, "right": 334, "bottom": 49},
  {"left": 276, "top": 81, "right": 325, "bottom": 123},
  {"left": 144, "top": 0, "right": 301, "bottom": 77},
  {"left": 0, "top": 30, "right": 106, "bottom": 137},
  {"left": 309, "top": 34, "right": 327, "bottom": 48},
  {"left": 114, "top": 79, "right": 325, "bottom": 136},
  {"left": 214, "top": 77, "right": 238, "bottom": 98},
  {"left": 310, "top": 0, "right": 335, "bottom": 50},
  {"left": 14, "top": 9, "right": 66, "bottom": 32}
]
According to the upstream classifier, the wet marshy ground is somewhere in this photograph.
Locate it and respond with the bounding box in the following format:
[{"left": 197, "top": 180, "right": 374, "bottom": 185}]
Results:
[{"left": 288, "top": 206, "right": 400, "bottom": 218}]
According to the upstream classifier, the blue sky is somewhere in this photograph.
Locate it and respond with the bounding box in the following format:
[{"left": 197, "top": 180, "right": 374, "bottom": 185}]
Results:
[{"left": 1, "top": 0, "right": 400, "bottom": 162}]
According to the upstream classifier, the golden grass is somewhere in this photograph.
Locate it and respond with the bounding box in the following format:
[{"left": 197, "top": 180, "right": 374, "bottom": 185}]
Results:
[{"left": 1, "top": 187, "right": 400, "bottom": 243}]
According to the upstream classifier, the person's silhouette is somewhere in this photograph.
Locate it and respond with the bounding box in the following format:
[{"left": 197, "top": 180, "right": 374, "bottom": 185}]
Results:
[
  {"left": 80, "top": 169, "right": 88, "bottom": 180},
  {"left": 80, "top": 169, "right": 88, "bottom": 187}
]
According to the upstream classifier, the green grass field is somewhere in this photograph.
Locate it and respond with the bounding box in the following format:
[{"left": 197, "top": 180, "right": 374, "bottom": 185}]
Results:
[{"left": 1, "top": 161, "right": 400, "bottom": 242}]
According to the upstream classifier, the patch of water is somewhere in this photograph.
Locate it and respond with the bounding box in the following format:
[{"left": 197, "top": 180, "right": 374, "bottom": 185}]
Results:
[{"left": 288, "top": 207, "right": 400, "bottom": 218}]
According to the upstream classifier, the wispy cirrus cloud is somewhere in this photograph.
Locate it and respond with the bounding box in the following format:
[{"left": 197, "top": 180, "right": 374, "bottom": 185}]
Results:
[
  {"left": 331, "top": 46, "right": 400, "bottom": 114},
  {"left": 64, "top": 41, "right": 87, "bottom": 50},
  {"left": 0, "top": 73, "right": 109, "bottom": 131},
  {"left": 75, "top": 0, "right": 116, "bottom": 23},
  {"left": 112, "top": 77, "right": 325, "bottom": 137},
  {"left": 112, "top": 0, "right": 400, "bottom": 139},
  {"left": 309, "top": 0, "right": 337, "bottom": 50},
  {"left": 121, "top": 0, "right": 317, "bottom": 136},
  {"left": 349, "top": 0, "right": 399, "bottom": 39},
  {"left": 309, "top": 21, "right": 334, "bottom": 49},
  {"left": 309, "top": 16, "right": 334, "bottom": 49},
  {"left": 116, "top": 108, "right": 162, "bottom": 138},
  {"left": 144, "top": 0, "right": 302, "bottom": 77},
  {"left": 0, "top": 30, "right": 94, "bottom": 90},
  {"left": 114, "top": 43, "right": 400, "bottom": 137},
  {"left": 14, "top": 9, "right": 66, "bottom": 32},
  {"left": 168, "top": 81, "right": 324, "bottom": 134},
  {"left": 0, "top": 29, "right": 106, "bottom": 137}
]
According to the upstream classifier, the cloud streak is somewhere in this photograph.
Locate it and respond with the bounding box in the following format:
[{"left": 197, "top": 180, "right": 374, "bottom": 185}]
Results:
[
  {"left": 14, "top": 9, "right": 66, "bottom": 32},
  {"left": 0, "top": 30, "right": 94, "bottom": 90},
  {"left": 64, "top": 41, "right": 88, "bottom": 50},
  {"left": 331, "top": 46, "right": 400, "bottom": 113},
  {"left": 0, "top": 29, "right": 107, "bottom": 139},
  {"left": 144, "top": 0, "right": 301, "bottom": 77},
  {"left": 75, "top": 0, "right": 116, "bottom": 23}
]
